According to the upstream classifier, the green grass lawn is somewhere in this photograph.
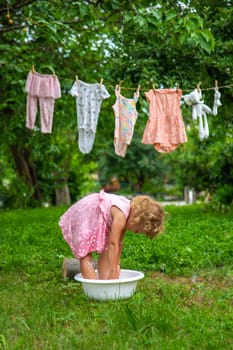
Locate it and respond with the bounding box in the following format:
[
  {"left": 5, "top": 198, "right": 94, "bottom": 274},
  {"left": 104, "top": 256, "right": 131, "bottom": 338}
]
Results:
[{"left": 0, "top": 204, "right": 232, "bottom": 350}]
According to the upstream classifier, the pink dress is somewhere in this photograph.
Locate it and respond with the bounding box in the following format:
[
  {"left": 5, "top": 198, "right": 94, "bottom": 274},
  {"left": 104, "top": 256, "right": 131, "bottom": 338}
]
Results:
[
  {"left": 141, "top": 89, "right": 187, "bottom": 153},
  {"left": 59, "top": 190, "right": 130, "bottom": 259}
]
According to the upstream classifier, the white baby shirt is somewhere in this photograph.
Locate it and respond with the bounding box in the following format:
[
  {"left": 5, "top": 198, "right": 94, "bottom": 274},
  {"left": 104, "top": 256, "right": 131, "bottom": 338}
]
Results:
[{"left": 70, "top": 80, "right": 110, "bottom": 153}]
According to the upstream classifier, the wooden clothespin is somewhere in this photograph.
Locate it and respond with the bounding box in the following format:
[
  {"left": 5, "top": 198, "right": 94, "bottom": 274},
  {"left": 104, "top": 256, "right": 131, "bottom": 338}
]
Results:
[
  {"left": 100, "top": 78, "right": 103, "bottom": 86},
  {"left": 116, "top": 81, "right": 122, "bottom": 92},
  {"left": 32, "top": 65, "right": 35, "bottom": 73},
  {"left": 152, "top": 83, "right": 156, "bottom": 91},
  {"left": 75, "top": 75, "right": 78, "bottom": 84},
  {"left": 196, "top": 82, "right": 201, "bottom": 92},
  {"left": 215, "top": 80, "right": 218, "bottom": 90},
  {"left": 137, "top": 84, "right": 140, "bottom": 93},
  {"left": 176, "top": 83, "right": 179, "bottom": 91}
]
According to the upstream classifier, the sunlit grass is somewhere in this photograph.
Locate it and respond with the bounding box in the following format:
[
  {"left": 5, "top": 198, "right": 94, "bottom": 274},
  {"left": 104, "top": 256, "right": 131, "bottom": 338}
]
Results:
[{"left": 0, "top": 205, "right": 232, "bottom": 349}]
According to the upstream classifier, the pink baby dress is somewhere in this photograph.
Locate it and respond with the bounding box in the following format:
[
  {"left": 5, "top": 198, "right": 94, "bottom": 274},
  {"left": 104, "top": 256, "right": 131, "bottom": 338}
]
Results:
[
  {"left": 141, "top": 88, "right": 187, "bottom": 152},
  {"left": 59, "top": 190, "right": 130, "bottom": 259}
]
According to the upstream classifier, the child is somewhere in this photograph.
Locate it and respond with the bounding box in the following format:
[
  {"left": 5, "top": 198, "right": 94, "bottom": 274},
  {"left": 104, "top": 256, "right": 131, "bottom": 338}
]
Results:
[{"left": 59, "top": 189, "right": 164, "bottom": 280}]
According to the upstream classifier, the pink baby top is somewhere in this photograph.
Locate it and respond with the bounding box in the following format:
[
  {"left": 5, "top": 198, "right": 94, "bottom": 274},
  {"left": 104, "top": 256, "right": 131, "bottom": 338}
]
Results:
[{"left": 59, "top": 190, "right": 131, "bottom": 259}]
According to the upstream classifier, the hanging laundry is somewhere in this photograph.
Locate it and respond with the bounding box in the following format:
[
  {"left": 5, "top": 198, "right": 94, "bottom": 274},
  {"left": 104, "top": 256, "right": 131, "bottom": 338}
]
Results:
[
  {"left": 70, "top": 80, "right": 110, "bottom": 154},
  {"left": 213, "top": 87, "right": 222, "bottom": 116},
  {"left": 141, "top": 88, "right": 187, "bottom": 153},
  {"left": 25, "top": 70, "right": 61, "bottom": 133},
  {"left": 183, "top": 89, "right": 212, "bottom": 140},
  {"left": 113, "top": 85, "right": 139, "bottom": 157}
]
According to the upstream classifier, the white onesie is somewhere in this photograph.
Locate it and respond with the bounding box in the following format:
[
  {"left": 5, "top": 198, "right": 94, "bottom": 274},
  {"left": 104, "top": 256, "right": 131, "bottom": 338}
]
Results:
[{"left": 70, "top": 80, "right": 110, "bottom": 153}]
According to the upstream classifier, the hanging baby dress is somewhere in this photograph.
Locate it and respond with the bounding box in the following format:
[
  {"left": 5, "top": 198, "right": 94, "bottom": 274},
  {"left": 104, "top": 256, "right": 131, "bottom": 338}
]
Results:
[
  {"left": 70, "top": 80, "right": 110, "bottom": 154},
  {"left": 113, "top": 85, "right": 139, "bottom": 157},
  {"left": 141, "top": 88, "right": 187, "bottom": 153}
]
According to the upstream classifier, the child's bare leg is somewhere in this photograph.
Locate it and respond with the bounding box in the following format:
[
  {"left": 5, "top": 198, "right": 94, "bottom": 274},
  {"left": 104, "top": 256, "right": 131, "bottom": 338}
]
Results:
[
  {"left": 98, "top": 251, "right": 110, "bottom": 279},
  {"left": 80, "top": 253, "right": 97, "bottom": 279}
]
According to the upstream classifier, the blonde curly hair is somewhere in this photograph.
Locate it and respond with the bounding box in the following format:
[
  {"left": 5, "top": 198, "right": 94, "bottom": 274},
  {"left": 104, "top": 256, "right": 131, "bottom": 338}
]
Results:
[{"left": 130, "top": 195, "right": 164, "bottom": 238}]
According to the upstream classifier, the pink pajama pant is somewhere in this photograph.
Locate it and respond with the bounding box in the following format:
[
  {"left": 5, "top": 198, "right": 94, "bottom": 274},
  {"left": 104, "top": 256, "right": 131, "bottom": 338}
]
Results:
[{"left": 25, "top": 71, "right": 61, "bottom": 133}]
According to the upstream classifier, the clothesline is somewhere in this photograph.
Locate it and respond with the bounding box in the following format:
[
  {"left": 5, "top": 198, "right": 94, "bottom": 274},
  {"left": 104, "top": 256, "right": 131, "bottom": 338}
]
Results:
[
  {"left": 58, "top": 76, "right": 233, "bottom": 93},
  {"left": 108, "top": 83, "right": 233, "bottom": 92},
  {"left": 117, "top": 83, "right": 233, "bottom": 92},
  {"left": 26, "top": 65, "right": 233, "bottom": 93}
]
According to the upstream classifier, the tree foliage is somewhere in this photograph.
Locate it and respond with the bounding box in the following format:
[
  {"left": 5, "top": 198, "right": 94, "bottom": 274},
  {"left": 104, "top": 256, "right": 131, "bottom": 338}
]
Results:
[{"left": 0, "top": 0, "right": 232, "bottom": 207}]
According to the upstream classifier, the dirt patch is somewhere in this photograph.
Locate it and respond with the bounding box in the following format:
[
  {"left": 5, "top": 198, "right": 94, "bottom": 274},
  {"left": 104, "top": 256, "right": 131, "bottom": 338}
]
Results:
[
  {"left": 148, "top": 272, "right": 232, "bottom": 288},
  {"left": 145, "top": 271, "right": 233, "bottom": 306}
]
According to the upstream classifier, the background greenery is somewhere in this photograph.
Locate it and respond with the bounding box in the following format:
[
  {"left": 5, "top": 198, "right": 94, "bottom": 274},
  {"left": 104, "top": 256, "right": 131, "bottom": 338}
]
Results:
[
  {"left": 1, "top": 3, "right": 232, "bottom": 349},
  {"left": 0, "top": 0, "right": 232, "bottom": 209},
  {"left": 0, "top": 204, "right": 232, "bottom": 349}
]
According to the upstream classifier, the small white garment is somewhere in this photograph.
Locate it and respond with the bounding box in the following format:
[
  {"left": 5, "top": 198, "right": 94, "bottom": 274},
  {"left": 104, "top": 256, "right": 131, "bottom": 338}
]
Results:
[
  {"left": 183, "top": 88, "right": 212, "bottom": 140},
  {"left": 199, "top": 104, "right": 209, "bottom": 140},
  {"left": 213, "top": 88, "right": 222, "bottom": 116},
  {"left": 70, "top": 80, "right": 110, "bottom": 153}
]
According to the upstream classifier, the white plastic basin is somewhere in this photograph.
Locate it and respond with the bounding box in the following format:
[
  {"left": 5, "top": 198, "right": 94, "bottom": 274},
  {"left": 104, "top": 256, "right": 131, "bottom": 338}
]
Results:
[{"left": 74, "top": 269, "right": 144, "bottom": 300}]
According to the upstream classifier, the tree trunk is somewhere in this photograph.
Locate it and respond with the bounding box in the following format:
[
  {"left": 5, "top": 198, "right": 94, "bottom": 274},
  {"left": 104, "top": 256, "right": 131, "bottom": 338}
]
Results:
[
  {"left": 10, "top": 145, "right": 42, "bottom": 203},
  {"left": 55, "top": 183, "right": 71, "bottom": 206},
  {"left": 134, "top": 174, "right": 144, "bottom": 192}
]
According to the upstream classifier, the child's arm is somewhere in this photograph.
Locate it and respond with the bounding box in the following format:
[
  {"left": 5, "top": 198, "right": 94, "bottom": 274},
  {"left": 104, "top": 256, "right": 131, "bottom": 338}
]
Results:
[{"left": 107, "top": 206, "right": 126, "bottom": 279}]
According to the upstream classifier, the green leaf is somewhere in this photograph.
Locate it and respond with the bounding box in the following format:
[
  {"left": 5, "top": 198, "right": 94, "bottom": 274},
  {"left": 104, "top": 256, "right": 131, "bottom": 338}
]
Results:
[
  {"left": 111, "top": 0, "right": 122, "bottom": 10},
  {"left": 179, "top": 33, "right": 187, "bottom": 46},
  {"left": 151, "top": 8, "right": 162, "bottom": 21},
  {"left": 166, "top": 11, "right": 177, "bottom": 22},
  {"left": 79, "top": 5, "right": 90, "bottom": 17}
]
